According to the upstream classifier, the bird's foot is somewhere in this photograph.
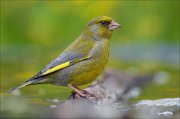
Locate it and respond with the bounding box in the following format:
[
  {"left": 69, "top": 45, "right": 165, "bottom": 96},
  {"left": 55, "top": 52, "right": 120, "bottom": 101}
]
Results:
[{"left": 70, "top": 90, "right": 98, "bottom": 100}]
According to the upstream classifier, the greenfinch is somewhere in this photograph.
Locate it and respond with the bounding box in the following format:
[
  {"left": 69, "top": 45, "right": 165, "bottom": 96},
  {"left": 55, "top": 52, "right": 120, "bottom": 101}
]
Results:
[{"left": 10, "top": 16, "right": 121, "bottom": 97}]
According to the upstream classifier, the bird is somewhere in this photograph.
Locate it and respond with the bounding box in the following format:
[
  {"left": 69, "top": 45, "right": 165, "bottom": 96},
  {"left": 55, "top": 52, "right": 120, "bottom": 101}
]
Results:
[{"left": 9, "top": 16, "right": 121, "bottom": 97}]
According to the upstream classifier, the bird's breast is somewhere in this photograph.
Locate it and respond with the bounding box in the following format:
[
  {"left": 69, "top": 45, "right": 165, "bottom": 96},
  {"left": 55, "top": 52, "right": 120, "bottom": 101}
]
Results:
[
  {"left": 92, "top": 39, "right": 110, "bottom": 65},
  {"left": 70, "top": 39, "right": 109, "bottom": 86}
]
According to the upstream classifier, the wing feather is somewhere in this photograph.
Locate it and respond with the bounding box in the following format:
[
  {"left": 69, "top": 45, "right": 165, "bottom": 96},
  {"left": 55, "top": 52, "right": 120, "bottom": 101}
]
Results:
[
  {"left": 32, "top": 37, "right": 95, "bottom": 79},
  {"left": 41, "top": 55, "right": 91, "bottom": 76},
  {"left": 42, "top": 61, "right": 70, "bottom": 76}
]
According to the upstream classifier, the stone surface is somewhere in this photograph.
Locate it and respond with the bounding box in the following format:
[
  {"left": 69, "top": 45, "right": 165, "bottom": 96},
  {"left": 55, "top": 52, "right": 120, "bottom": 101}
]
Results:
[{"left": 51, "top": 69, "right": 180, "bottom": 118}]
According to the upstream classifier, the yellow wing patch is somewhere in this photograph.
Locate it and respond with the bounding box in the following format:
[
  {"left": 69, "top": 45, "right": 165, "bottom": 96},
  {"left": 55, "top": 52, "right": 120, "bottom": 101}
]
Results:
[
  {"left": 42, "top": 61, "right": 70, "bottom": 76},
  {"left": 41, "top": 55, "right": 91, "bottom": 76}
]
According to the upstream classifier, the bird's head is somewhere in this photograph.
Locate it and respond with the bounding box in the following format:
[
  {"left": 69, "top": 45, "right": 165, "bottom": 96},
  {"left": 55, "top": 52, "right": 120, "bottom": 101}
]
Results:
[{"left": 83, "top": 16, "right": 121, "bottom": 40}]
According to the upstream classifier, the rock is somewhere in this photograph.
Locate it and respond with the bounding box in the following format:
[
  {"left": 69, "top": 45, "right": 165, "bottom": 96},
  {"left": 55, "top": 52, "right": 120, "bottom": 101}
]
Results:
[
  {"left": 51, "top": 68, "right": 152, "bottom": 118},
  {"left": 132, "top": 98, "right": 180, "bottom": 119},
  {"left": 51, "top": 69, "right": 180, "bottom": 118},
  {"left": 134, "top": 98, "right": 180, "bottom": 107},
  {"left": 2, "top": 69, "right": 179, "bottom": 119}
]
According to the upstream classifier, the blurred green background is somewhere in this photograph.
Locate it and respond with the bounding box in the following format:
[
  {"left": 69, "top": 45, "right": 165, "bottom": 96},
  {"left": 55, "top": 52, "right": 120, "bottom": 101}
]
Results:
[{"left": 1, "top": 1, "right": 179, "bottom": 102}]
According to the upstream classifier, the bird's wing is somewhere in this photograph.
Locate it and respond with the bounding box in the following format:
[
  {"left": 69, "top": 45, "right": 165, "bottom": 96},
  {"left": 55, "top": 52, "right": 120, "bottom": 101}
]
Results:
[
  {"left": 33, "top": 38, "right": 95, "bottom": 79},
  {"left": 41, "top": 53, "right": 91, "bottom": 76},
  {"left": 9, "top": 50, "right": 92, "bottom": 93},
  {"left": 34, "top": 52, "right": 92, "bottom": 78}
]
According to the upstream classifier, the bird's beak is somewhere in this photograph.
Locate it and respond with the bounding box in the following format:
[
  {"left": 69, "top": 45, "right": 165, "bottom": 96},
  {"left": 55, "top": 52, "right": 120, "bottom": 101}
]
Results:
[{"left": 109, "top": 21, "right": 122, "bottom": 31}]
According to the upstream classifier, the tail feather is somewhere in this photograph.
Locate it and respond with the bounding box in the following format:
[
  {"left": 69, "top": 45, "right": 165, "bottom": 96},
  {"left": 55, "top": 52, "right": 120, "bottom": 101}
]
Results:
[{"left": 8, "top": 80, "right": 35, "bottom": 93}]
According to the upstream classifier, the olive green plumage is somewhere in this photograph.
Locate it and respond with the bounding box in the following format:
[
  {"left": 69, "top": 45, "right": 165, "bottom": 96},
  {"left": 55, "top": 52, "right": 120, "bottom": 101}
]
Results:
[{"left": 10, "top": 16, "right": 121, "bottom": 93}]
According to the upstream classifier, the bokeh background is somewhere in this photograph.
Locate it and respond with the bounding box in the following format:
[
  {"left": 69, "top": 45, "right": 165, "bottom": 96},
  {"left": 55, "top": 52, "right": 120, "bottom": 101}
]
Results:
[{"left": 0, "top": 1, "right": 179, "bottom": 117}]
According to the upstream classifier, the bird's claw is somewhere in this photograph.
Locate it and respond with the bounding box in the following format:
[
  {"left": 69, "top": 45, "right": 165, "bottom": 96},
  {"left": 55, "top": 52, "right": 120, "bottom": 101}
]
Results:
[{"left": 70, "top": 90, "right": 98, "bottom": 100}]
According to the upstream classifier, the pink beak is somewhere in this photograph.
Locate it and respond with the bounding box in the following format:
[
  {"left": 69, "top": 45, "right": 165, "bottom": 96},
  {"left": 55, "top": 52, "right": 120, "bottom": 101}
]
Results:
[{"left": 109, "top": 21, "right": 121, "bottom": 31}]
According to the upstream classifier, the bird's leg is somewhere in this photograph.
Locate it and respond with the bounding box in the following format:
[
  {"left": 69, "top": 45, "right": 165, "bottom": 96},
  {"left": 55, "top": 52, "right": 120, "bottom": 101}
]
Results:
[
  {"left": 72, "top": 85, "right": 89, "bottom": 94},
  {"left": 68, "top": 84, "right": 98, "bottom": 100},
  {"left": 68, "top": 84, "right": 86, "bottom": 97}
]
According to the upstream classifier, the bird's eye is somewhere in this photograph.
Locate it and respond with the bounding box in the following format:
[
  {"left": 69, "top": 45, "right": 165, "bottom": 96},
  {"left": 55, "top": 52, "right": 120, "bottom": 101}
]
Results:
[{"left": 101, "top": 21, "right": 106, "bottom": 25}]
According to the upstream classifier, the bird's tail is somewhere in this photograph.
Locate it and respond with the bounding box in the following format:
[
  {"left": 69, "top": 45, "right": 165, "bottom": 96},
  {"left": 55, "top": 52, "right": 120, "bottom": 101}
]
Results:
[{"left": 8, "top": 80, "right": 35, "bottom": 94}]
